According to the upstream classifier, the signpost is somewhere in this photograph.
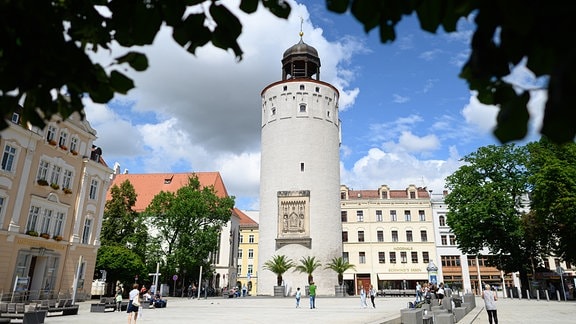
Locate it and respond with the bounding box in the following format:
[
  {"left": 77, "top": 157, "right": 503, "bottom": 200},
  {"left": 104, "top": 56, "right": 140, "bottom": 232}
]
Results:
[
  {"left": 149, "top": 263, "right": 161, "bottom": 295},
  {"left": 173, "top": 275, "right": 178, "bottom": 297}
]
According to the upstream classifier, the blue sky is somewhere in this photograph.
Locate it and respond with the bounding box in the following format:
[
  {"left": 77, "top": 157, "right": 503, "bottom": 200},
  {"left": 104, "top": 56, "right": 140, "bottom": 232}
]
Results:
[{"left": 85, "top": 0, "right": 545, "bottom": 210}]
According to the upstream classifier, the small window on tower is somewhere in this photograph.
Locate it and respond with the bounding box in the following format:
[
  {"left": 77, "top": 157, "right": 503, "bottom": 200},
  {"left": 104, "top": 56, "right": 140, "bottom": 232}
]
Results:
[
  {"left": 299, "top": 104, "right": 306, "bottom": 112},
  {"left": 327, "top": 110, "right": 330, "bottom": 117},
  {"left": 300, "top": 163, "right": 304, "bottom": 172},
  {"left": 299, "top": 84, "right": 305, "bottom": 90},
  {"left": 315, "top": 87, "right": 320, "bottom": 93},
  {"left": 283, "top": 85, "right": 288, "bottom": 91},
  {"left": 271, "top": 107, "right": 276, "bottom": 116}
]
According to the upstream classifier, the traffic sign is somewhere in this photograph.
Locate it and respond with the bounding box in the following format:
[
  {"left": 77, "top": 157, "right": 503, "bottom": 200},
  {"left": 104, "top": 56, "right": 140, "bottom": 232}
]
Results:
[{"left": 173, "top": 274, "right": 178, "bottom": 281}]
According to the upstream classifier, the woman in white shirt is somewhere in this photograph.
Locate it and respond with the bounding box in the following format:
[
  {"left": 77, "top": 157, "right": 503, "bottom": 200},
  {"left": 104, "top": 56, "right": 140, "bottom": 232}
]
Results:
[
  {"left": 482, "top": 284, "right": 498, "bottom": 324},
  {"left": 127, "top": 283, "right": 140, "bottom": 324}
]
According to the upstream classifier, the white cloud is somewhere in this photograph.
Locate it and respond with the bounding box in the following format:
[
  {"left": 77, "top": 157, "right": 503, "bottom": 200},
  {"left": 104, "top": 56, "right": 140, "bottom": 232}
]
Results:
[
  {"left": 397, "top": 131, "right": 440, "bottom": 152},
  {"left": 461, "top": 93, "right": 499, "bottom": 133},
  {"left": 392, "top": 94, "right": 410, "bottom": 103},
  {"left": 419, "top": 49, "right": 442, "bottom": 61}
]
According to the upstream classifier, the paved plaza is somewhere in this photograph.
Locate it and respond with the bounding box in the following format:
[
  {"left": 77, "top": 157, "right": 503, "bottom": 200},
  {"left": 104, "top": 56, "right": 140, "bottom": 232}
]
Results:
[{"left": 39, "top": 295, "right": 574, "bottom": 324}]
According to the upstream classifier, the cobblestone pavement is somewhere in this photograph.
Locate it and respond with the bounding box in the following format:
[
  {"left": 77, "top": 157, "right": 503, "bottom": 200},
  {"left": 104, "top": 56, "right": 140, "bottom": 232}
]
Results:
[{"left": 38, "top": 295, "right": 575, "bottom": 324}]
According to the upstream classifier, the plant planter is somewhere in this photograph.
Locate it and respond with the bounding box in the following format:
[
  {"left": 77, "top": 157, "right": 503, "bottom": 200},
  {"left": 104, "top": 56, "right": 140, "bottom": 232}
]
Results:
[
  {"left": 53, "top": 235, "right": 63, "bottom": 241},
  {"left": 40, "top": 233, "right": 50, "bottom": 239},
  {"left": 273, "top": 286, "right": 285, "bottom": 297},
  {"left": 37, "top": 179, "right": 49, "bottom": 186},
  {"left": 27, "top": 230, "right": 39, "bottom": 237},
  {"left": 334, "top": 285, "right": 346, "bottom": 297},
  {"left": 48, "top": 140, "right": 57, "bottom": 146}
]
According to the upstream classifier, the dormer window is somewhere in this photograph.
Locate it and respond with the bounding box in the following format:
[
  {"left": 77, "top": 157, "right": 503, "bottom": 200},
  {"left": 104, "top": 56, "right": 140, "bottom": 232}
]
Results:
[{"left": 410, "top": 191, "right": 416, "bottom": 199}]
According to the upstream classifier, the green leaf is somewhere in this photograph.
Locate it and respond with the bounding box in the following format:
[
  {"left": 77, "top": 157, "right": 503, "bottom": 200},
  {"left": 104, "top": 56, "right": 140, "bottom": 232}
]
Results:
[
  {"left": 262, "top": 0, "right": 291, "bottom": 19},
  {"left": 493, "top": 91, "right": 530, "bottom": 143},
  {"left": 115, "top": 52, "right": 148, "bottom": 71},
  {"left": 109, "top": 70, "right": 134, "bottom": 94},
  {"left": 327, "top": 0, "right": 350, "bottom": 13},
  {"left": 239, "top": 0, "right": 259, "bottom": 14}
]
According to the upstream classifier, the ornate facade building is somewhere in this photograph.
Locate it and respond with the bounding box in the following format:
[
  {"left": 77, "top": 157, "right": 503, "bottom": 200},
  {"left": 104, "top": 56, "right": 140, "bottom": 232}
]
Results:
[{"left": 0, "top": 110, "right": 112, "bottom": 299}]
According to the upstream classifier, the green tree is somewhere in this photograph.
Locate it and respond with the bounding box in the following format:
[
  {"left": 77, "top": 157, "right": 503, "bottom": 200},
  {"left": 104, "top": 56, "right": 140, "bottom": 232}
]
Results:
[
  {"left": 95, "top": 245, "right": 147, "bottom": 296},
  {"left": 294, "top": 256, "right": 322, "bottom": 285},
  {"left": 144, "top": 175, "right": 235, "bottom": 285},
  {"left": 527, "top": 139, "right": 576, "bottom": 265},
  {"left": 263, "top": 255, "right": 295, "bottom": 286},
  {"left": 1, "top": 1, "right": 575, "bottom": 143},
  {"left": 325, "top": 256, "right": 356, "bottom": 286},
  {"left": 100, "top": 180, "right": 148, "bottom": 257},
  {"left": 444, "top": 144, "right": 539, "bottom": 295}
]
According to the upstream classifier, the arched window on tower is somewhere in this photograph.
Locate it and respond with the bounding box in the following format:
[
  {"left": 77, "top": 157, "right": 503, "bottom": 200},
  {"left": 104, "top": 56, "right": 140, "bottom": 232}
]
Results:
[
  {"left": 299, "top": 84, "right": 305, "bottom": 90},
  {"left": 299, "top": 104, "right": 306, "bottom": 113}
]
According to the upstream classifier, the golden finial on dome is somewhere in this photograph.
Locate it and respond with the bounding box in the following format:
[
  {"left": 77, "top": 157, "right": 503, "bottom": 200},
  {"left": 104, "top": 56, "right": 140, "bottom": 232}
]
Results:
[{"left": 299, "top": 17, "right": 304, "bottom": 40}]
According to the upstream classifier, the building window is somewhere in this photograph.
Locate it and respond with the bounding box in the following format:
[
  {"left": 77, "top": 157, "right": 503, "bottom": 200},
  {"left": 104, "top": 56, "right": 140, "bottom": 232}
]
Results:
[
  {"left": 62, "top": 170, "right": 73, "bottom": 189},
  {"left": 381, "top": 191, "right": 388, "bottom": 199},
  {"left": 449, "top": 235, "right": 457, "bottom": 245},
  {"left": 299, "top": 84, "right": 305, "bottom": 90},
  {"left": 70, "top": 137, "right": 78, "bottom": 153},
  {"left": 0, "top": 197, "right": 5, "bottom": 224},
  {"left": 50, "top": 165, "right": 61, "bottom": 186},
  {"left": 356, "top": 210, "right": 364, "bottom": 222},
  {"left": 419, "top": 210, "right": 425, "bottom": 221},
  {"left": 401, "top": 252, "right": 407, "bottom": 263},
  {"left": 11, "top": 112, "right": 20, "bottom": 124},
  {"left": 315, "top": 87, "right": 320, "bottom": 93},
  {"left": 420, "top": 230, "right": 428, "bottom": 242},
  {"left": 237, "top": 265, "right": 242, "bottom": 277},
  {"left": 40, "top": 209, "right": 53, "bottom": 235},
  {"left": 377, "top": 230, "right": 384, "bottom": 242},
  {"left": 378, "top": 252, "right": 386, "bottom": 264},
  {"left": 343, "top": 252, "right": 349, "bottom": 263},
  {"left": 439, "top": 215, "right": 446, "bottom": 226},
  {"left": 247, "top": 265, "right": 253, "bottom": 275},
  {"left": 404, "top": 210, "right": 411, "bottom": 221},
  {"left": 342, "top": 231, "right": 348, "bottom": 242},
  {"left": 249, "top": 234, "right": 255, "bottom": 243},
  {"left": 376, "top": 210, "right": 383, "bottom": 222},
  {"left": 1, "top": 144, "right": 16, "bottom": 172},
  {"left": 238, "top": 249, "right": 243, "bottom": 258},
  {"left": 81, "top": 218, "right": 92, "bottom": 244},
  {"left": 46, "top": 125, "right": 57, "bottom": 142},
  {"left": 38, "top": 160, "right": 49, "bottom": 181},
  {"left": 59, "top": 132, "right": 68, "bottom": 147},
  {"left": 390, "top": 210, "right": 397, "bottom": 222},
  {"left": 283, "top": 85, "right": 287, "bottom": 91},
  {"left": 411, "top": 252, "right": 418, "bottom": 263},
  {"left": 390, "top": 252, "right": 396, "bottom": 264},
  {"left": 341, "top": 211, "right": 348, "bottom": 222},
  {"left": 422, "top": 252, "right": 430, "bottom": 263},
  {"left": 239, "top": 235, "right": 244, "bottom": 243},
  {"left": 54, "top": 212, "right": 65, "bottom": 236},
  {"left": 359, "top": 252, "right": 366, "bottom": 264},
  {"left": 406, "top": 230, "right": 413, "bottom": 242},
  {"left": 391, "top": 230, "right": 398, "bottom": 242},
  {"left": 441, "top": 256, "right": 461, "bottom": 267},
  {"left": 410, "top": 191, "right": 416, "bottom": 199},
  {"left": 441, "top": 235, "right": 447, "bottom": 245},
  {"left": 271, "top": 107, "right": 276, "bottom": 115},
  {"left": 358, "top": 231, "right": 364, "bottom": 242},
  {"left": 299, "top": 103, "right": 307, "bottom": 112},
  {"left": 89, "top": 179, "right": 99, "bottom": 200},
  {"left": 26, "top": 206, "right": 41, "bottom": 232},
  {"left": 300, "top": 162, "right": 304, "bottom": 172},
  {"left": 248, "top": 249, "right": 254, "bottom": 259}
]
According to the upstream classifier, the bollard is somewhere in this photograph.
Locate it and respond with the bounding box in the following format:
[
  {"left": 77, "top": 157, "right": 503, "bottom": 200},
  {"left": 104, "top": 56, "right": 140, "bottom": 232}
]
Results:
[
  {"left": 526, "top": 289, "right": 530, "bottom": 300},
  {"left": 536, "top": 290, "right": 540, "bottom": 301},
  {"left": 556, "top": 290, "right": 561, "bottom": 302},
  {"left": 545, "top": 290, "right": 550, "bottom": 302}
]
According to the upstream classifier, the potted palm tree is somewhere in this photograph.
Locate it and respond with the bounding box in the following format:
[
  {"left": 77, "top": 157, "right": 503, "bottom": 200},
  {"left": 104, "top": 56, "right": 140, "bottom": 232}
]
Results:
[
  {"left": 325, "top": 256, "right": 356, "bottom": 297},
  {"left": 294, "top": 256, "right": 322, "bottom": 295},
  {"left": 263, "top": 255, "right": 295, "bottom": 297}
]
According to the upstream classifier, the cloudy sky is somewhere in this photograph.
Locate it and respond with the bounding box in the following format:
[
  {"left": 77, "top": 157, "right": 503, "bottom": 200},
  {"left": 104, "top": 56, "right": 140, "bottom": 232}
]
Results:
[{"left": 85, "top": 0, "right": 545, "bottom": 210}]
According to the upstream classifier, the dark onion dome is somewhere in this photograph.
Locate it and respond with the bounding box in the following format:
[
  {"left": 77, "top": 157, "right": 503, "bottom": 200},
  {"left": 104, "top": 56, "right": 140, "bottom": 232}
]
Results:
[{"left": 281, "top": 32, "right": 321, "bottom": 81}]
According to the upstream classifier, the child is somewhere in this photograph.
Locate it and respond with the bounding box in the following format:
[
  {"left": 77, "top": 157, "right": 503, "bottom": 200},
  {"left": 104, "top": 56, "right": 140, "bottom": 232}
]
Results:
[
  {"left": 115, "top": 288, "right": 123, "bottom": 312},
  {"left": 295, "top": 287, "right": 301, "bottom": 308}
]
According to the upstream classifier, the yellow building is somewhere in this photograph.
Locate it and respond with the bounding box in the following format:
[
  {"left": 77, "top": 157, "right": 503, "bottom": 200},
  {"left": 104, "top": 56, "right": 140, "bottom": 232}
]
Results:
[
  {"left": 236, "top": 210, "right": 259, "bottom": 295},
  {"left": 0, "top": 110, "right": 113, "bottom": 300},
  {"left": 340, "top": 184, "right": 437, "bottom": 295}
]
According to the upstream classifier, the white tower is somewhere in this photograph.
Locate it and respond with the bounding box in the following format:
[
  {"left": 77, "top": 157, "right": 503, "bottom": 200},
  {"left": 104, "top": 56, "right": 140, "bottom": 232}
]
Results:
[{"left": 258, "top": 32, "right": 343, "bottom": 296}]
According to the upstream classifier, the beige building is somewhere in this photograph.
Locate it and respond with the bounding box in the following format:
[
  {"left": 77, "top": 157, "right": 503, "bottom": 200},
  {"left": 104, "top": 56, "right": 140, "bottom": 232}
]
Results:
[
  {"left": 0, "top": 110, "right": 113, "bottom": 300},
  {"left": 340, "top": 184, "right": 437, "bottom": 295},
  {"left": 236, "top": 210, "right": 259, "bottom": 295}
]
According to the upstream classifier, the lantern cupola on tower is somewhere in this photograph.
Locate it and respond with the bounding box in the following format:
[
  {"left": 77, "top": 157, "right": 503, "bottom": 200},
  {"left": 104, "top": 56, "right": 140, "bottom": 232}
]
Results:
[{"left": 281, "top": 29, "right": 320, "bottom": 81}]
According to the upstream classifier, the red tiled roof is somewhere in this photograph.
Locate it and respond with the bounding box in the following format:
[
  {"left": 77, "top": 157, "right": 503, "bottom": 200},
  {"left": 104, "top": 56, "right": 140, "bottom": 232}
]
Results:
[
  {"left": 346, "top": 188, "right": 430, "bottom": 200},
  {"left": 234, "top": 208, "right": 258, "bottom": 227},
  {"left": 108, "top": 172, "right": 229, "bottom": 212}
]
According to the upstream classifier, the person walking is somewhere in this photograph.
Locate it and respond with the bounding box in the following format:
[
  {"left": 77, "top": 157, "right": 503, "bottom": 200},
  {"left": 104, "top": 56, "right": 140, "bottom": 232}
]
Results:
[
  {"left": 308, "top": 282, "right": 317, "bottom": 309},
  {"left": 295, "top": 287, "right": 301, "bottom": 308},
  {"left": 415, "top": 282, "right": 422, "bottom": 302},
  {"left": 126, "top": 283, "right": 140, "bottom": 324},
  {"left": 115, "top": 288, "right": 123, "bottom": 312},
  {"left": 359, "top": 286, "right": 368, "bottom": 308},
  {"left": 369, "top": 285, "right": 377, "bottom": 308},
  {"left": 483, "top": 284, "right": 498, "bottom": 324}
]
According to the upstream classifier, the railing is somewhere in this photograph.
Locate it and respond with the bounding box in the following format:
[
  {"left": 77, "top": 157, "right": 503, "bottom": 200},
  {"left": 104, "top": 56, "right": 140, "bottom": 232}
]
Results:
[{"left": 0, "top": 290, "right": 89, "bottom": 303}]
